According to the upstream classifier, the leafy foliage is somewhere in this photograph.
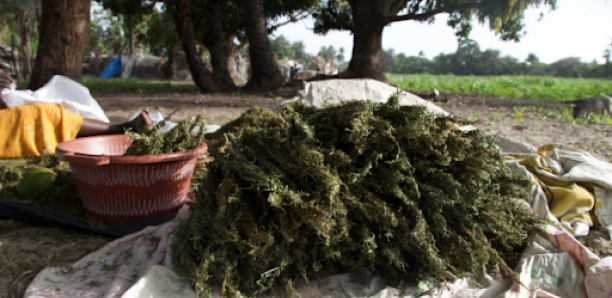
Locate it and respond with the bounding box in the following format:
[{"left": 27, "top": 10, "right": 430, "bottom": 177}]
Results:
[
  {"left": 382, "top": 39, "right": 611, "bottom": 78},
  {"left": 93, "top": 0, "right": 156, "bottom": 56},
  {"left": 314, "top": 0, "right": 556, "bottom": 42},
  {"left": 96, "top": 0, "right": 155, "bottom": 24},
  {"left": 173, "top": 98, "right": 544, "bottom": 298},
  {"left": 137, "top": 6, "right": 181, "bottom": 54},
  {"left": 0, "top": 0, "right": 39, "bottom": 45},
  {"left": 88, "top": 8, "right": 128, "bottom": 55}
]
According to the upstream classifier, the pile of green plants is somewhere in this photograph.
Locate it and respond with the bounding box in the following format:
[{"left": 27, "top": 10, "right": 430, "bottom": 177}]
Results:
[
  {"left": 0, "top": 153, "right": 83, "bottom": 215},
  {"left": 173, "top": 97, "right": 545, "bottom": 298},
  {"left": 124, "top": 110, "right": 206, "bottom": 156}
]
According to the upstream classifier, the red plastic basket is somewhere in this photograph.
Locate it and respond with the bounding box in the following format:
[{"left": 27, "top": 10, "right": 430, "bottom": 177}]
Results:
[{"left": 56, "top": 135, "right": 207, "bottom": 226}]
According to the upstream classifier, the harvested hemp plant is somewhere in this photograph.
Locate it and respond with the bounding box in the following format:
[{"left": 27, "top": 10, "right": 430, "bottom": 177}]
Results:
[
  {"left": 124, "top": 109, "right": 206, "bottom": 156},
  {"left": 173, "top": 97, "right": 544, "bottom": 298}
]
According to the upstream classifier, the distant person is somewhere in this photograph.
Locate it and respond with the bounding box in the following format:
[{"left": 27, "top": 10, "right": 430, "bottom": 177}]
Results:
[
  {"left": 291, "top": 64, "right": 303, "bottom": 80},
  {"left": 0, "top": 73, "right": 152, "bottom": 159}
]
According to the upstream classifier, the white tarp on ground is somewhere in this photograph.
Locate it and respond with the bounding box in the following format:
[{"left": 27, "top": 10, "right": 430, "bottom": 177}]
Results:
[
  {"left": 0, "top": 75, "right": 110, "bottom": 123},
  {"left": 24, "top": 79, "right": 612, "bottom": 298},
  {"left": 120, "top": 55, "right": 138, "bottom": 78},
  {"left": 297, "top": 79, "right": 449, "bottom": 116},
  {"left": 23, "top": 200, "right": 612, "bottom": 298}
]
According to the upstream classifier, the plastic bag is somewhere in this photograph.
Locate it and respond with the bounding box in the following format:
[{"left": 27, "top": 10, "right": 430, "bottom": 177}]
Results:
[{"left": 1, "top": 75, "right": 110, "bottom": 123}]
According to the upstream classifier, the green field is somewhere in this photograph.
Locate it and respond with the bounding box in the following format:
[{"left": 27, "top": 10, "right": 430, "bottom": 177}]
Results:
[{"left": 387, "top": 74, "right": 612, "bottom": 102}]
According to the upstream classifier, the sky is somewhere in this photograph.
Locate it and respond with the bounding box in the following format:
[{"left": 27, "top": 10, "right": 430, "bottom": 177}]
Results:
[{"left": 274, "top": 0, "right": 612, "bottom": 64}]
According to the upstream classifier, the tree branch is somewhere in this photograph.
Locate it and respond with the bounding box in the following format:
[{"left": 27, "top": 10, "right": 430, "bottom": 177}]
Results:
[
  {"left": 268, "top": 10, "right": 309, "bottom": 32},
  {"left": 385, "top": 3, "right": 483, "bottom": 24}
]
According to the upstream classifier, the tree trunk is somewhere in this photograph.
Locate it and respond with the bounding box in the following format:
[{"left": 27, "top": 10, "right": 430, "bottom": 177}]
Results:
[
  {"left": 172, "top": 0, "right": 223, "bottom": 93},
  {"left": 166, "top": 48, "right": 177, "bottom": 79},
  {"left": 29, "top": 0, "right": 90, "bottom": 90},
  {"left": 19, "top": 11, "right": 32, "bottom": 79},
  {"left": 11, "top": 35, "right": 21, "bottom": 79},
  {"left": 128, "top": 23, "right": 136, "bottom": 57},
  {"left": 340, "top": 0, "right": 400, "bottom": 82},
  {"left": 202, "top": 0, "right": 235, "bottom": 88},
  {"left": 242, "top": 0, "right": 283, "bottom": 92}
]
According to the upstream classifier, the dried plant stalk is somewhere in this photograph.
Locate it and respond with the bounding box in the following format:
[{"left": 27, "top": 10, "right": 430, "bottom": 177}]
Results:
[{"left": 124, "top": 109, "right": 206, "bottom": 156}]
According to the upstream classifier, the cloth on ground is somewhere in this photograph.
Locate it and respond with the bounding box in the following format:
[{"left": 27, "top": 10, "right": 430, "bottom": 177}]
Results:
[
  {"left": 501, "top": 142, "right": 612, "bottom": 238},
  {"left": 0, "top": 103, "right": 83, "bottom": 159},
  {"left": 23, "top": 197, "right": 612, "bottom": 298},
  {"left": 1, "top": 75, "right": 110, "bottom": 122},
  {"left": 121, "top": 55, "right": 138, "bottom": 78},
  {"left": 24, "top": 145, "right": 612, "bottom": 298},
  {"left": 274, "top": 79, "right": 449, "bottom": 116}
]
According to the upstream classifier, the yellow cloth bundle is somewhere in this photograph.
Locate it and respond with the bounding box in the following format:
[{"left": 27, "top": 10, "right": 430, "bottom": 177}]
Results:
[
  {"left": 504, "top": 144, "right": 612, "bottom": 236},
  {"left": 0, "top": 103, "right": 83, "bottom": 158},
  {"left": 515, "top": 152, "right": 595, "bottom": 226}
]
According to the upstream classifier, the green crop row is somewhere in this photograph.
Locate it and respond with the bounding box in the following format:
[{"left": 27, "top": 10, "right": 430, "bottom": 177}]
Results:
[{"left": 387, "top": 74, "right": 612, "bottom": 102}]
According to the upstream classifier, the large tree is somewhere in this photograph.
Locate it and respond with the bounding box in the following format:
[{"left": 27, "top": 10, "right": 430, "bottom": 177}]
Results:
[
  {"left": 313, "top": 0, "right": 556, "bottom": 82},
  {"left": 29, "top": 0, "right": 90, "bottom": 90},
  {"left": 170, "top": 0, "right": 315, "bottom": 93},
  {"left": 172, "top": 0, "right": 224, "bottom": 92},
  {"left": 242, "top": 0, "right": 316, "bottom": 92},
  {"left": 241, "top": 0, "right": 284, "bottom": 92},
  {"left": 200, "top": 0, "right": 236, "bottom": 88}
]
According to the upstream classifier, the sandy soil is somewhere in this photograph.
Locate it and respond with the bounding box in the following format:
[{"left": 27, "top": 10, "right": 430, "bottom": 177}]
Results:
[{"left": 2, "top": 89, "right": 612, "bottom": 297}]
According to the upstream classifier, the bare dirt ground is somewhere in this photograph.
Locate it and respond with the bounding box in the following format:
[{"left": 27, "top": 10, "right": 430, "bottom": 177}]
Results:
[
  {"left": 95, "top": 92, "right": 278, "bottom": 126},
  {"left": 426, "top": 92, "right": 612, "bottom": 162},
  {"left": 2, "top": 89, "right": 612, "bottom": 297}
]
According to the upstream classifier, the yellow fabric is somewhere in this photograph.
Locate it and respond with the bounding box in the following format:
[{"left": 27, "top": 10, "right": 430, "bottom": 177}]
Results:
[
  {"left": 509, "top": 145, "right": 596, "bottom": 227},
  {"left": 0, "top": 103, "right": 83, "bottom": 158}
]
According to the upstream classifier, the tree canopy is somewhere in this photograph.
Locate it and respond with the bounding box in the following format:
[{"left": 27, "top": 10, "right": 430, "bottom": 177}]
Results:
[
  {"left": 314, "top": 0, "right": 556, "bottom": 40},
  {"left": 311, "top": 0, "right": 557, "bottom": 81}
]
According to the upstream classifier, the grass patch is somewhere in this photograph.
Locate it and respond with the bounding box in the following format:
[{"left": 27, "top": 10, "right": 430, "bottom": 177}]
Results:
[
  {"left": 84, "top": 78, "right": 199, "bottom": 93},
  {"left": 388, "top": 74, "right": 612, "bottom": 102},
  {"left": 17, "top": 77, "right": 199, "bottom": 94}
]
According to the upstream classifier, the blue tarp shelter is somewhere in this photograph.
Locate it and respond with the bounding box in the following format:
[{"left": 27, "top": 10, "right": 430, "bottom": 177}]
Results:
[{"left": 99, "top": 55, "right": 122, "bottom": 78}]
